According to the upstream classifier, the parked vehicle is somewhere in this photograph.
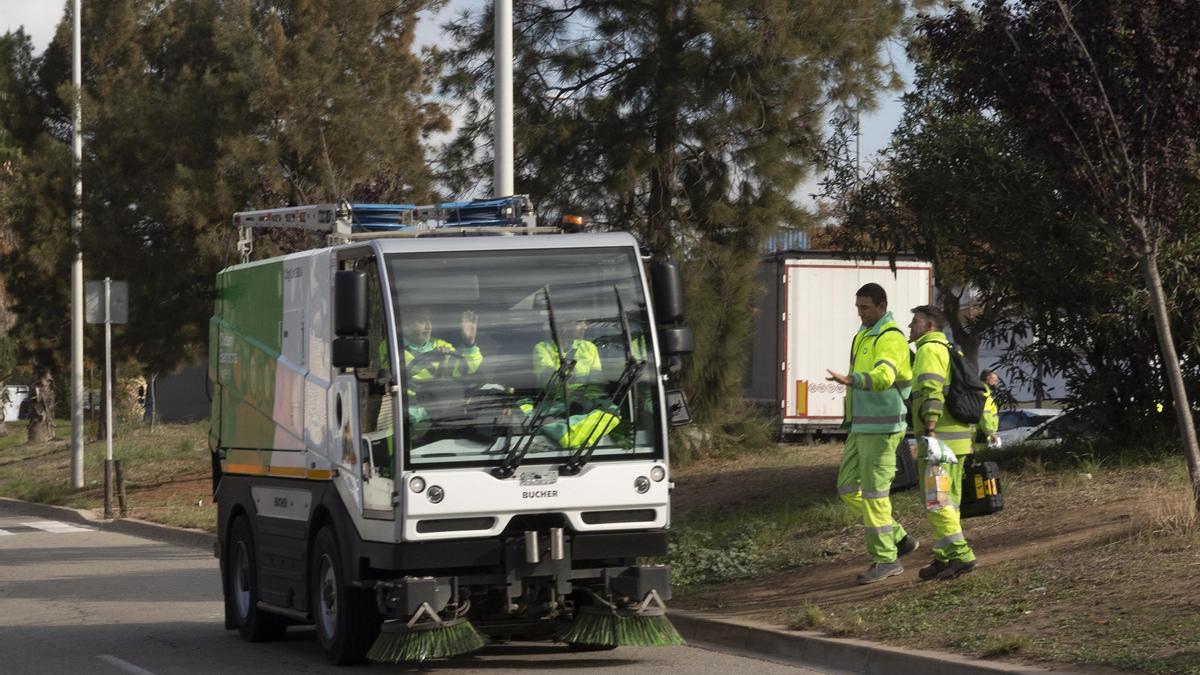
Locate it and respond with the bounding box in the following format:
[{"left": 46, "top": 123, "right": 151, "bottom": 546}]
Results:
[
  {"left": 210, "top": 198, "right": 693, "bottom": 664},
  {"left": 996, "top": 408, "right": 1062, "bottom": 446},
  {"left": 745, "top": 252, "right": 933, "bottom": 437},
  {"left": 1016, "top": 411, "right": 1095, "bottom": 448}
]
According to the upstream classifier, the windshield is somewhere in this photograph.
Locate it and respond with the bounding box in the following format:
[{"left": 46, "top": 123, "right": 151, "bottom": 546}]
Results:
[{"left": 385, "top": 247, "right": 660, "bottom": 468}]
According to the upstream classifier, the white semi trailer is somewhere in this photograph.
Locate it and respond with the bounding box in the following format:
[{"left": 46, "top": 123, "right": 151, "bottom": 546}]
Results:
[
  {"left": 209, "top": 197, "right": 693, "bottom": 663},
  {"left": 746, "top": 251, "right": 933, "bottom": 438}
]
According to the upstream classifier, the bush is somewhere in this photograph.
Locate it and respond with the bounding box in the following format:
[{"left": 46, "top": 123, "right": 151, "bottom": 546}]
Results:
[{"left": 669, "top": 527, "right": 768, "bottom": 588}]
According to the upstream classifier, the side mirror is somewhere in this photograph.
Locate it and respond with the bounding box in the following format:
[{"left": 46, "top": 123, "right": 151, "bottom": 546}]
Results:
[
  {"left": 651, "top": 260, "right": 684, "bottom": 325},
  {"left": 332, "top": 337, "right": 370, "bottom": 369},
  {"left": 665, "top": 389, "right": 692, "bottom": 426},
  {"left": 334, "top": 270, "right": 368, "bottom": 336},
  {"left": 658, "top": 326, "right": 694, "bottom": 355}
]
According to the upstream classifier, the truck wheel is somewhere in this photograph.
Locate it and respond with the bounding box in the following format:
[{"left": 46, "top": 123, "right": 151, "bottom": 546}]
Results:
[
  {"left": 311, "top": 525, "right": 380, "bottom": 664},
  {"left": 226, "top": 516, "right": 288, "bottom": 642}
]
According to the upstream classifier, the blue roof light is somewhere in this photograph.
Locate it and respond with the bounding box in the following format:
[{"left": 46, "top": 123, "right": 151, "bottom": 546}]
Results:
[{"left": 347, "top": 196, "right": 530, "bottom": 232}]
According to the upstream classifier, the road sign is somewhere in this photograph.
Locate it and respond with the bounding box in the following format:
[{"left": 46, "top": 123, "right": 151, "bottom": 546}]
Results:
[{"left": 85, "top": 280, "right": 128, "bottom": 324}]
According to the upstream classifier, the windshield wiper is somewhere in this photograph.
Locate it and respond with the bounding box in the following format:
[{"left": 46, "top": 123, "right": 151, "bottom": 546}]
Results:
[
  {"left": 560, "top": 287, "right": 645, "bottom": 476},
  {"left": 492, "top": 285, "right": 574, "bottom": 478}
]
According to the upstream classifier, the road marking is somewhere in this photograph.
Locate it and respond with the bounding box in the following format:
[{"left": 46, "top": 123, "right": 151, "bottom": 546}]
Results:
[
  {"left": 97, "top": 655, "right": 158, "bottom": 675},
  {"left": 25, "top": 520, "right": 92, "bottom": 533},
  {"left": 0, "top": 529, "right": 12, "bottom": 535}
]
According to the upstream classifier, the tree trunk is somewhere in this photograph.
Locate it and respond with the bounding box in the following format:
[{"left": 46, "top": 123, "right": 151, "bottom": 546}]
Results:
[
  {"left": 147, "top": 371, "right": 158, "bottom": 430},
  {"left": 646, "top": 0, "right": 679, "bottom": 257},
  {"left": 1140, "top": 250, "right": 1200, "bottom": 515},
  {"left": 26, "top": 369, "right": 56, "bottom": 443}
]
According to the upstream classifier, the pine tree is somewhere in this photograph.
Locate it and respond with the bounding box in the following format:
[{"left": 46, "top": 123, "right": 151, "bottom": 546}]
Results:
[
  {"left": 437, "top": 0, "right": 921, "bottom": 444},
  {"left": 2, "top": 1, "right": 445, "bottom": 441}
]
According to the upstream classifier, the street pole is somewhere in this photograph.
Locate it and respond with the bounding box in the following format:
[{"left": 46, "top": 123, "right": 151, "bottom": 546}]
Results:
[
  {"left": 103, "top": 277, "right": 113, "bottom": 519},
  {"left": 494, "top": 0, "right": 514, "bottom": 198},
  {"left": 70, "top": 0, "right": 85, "bottom": 489}
]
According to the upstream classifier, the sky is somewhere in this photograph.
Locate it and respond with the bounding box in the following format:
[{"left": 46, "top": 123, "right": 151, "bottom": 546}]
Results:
[{"left": 0, "top": 0, "right": 910, "bottom": 200}]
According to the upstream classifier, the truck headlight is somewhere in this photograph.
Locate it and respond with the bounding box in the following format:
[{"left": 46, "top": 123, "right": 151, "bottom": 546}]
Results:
[
  {"left": 650, "top": 466, "right": 666, "bottom": 482},
  {"left": 634, "top": 476, "right": 651, "bottom": 494},
  {"left": 409, "top": 476, "right": 426, "bottom": 493},
  {"left": 427, "top": 485, "right": 445, "bottom": 504}
]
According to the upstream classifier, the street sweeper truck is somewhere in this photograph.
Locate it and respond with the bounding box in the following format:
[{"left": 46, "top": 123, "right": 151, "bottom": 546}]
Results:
[{"left": 208, "top": 197, "right": 694, "bottom": 664}]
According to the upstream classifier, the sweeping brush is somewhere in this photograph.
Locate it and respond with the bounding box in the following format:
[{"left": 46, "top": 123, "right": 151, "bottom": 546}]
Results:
[
  {"left": 558, "top": 604, "right": 685, "bottom": 648},
  {"left": 614, "top": 612, "right": 684, "bottom": 647},
  {"left": 368, "top": 616, "right": 487, "bottom": 663},
  {"left": 557, "top": 607, "right": 618, "bottom": 647}
]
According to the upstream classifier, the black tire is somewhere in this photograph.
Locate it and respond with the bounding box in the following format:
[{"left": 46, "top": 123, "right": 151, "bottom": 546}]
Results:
[
  {"left": 311, "top": 525, "right": 381, "bottom": 665},
  {"left": 225, "top": 516, "right": 288, "bottom": 642}
]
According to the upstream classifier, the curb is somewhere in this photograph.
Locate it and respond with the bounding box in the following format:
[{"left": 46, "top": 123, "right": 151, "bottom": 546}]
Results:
[
  {"left": 671, "top": 610, "right": 1075, "bottom": 674},
  {"left": 0, "top": 497, "right": 217, "bottom": 553}
]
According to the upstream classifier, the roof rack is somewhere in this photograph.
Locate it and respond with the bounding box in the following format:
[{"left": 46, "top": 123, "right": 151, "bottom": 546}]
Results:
[{"left": 232, "top": 196, "right": 546, "bottom": 262}]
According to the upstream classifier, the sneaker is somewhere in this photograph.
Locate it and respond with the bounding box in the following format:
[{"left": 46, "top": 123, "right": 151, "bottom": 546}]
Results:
[
  {"left": 918, "top": 559, "right": 949, "bottom": 581},
  {"left": 856, "top": 561, "right": 903, "bottom": 585},
  {"left": 935, "top": 559, "right": 977, "bottom": 580},
  {"left": 897, "top": 535, "right": 919, "bottom": 558}
]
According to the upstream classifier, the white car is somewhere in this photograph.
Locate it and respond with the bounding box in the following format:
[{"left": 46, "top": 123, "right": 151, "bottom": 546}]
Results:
[
  {"left": 1019, "top": 411, "right": 1098, "bottom": 448},
  {"left": 996, "top": 408, "right": 1062, "bottom": 446}
]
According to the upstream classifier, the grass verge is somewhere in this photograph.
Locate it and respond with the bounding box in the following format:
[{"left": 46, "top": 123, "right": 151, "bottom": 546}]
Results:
[
  {"left": 672, "top": 442, "right": 1200, "bottom": 674},
  {"left": 0, "top": 419, "right": 214, "bottom": 530}
]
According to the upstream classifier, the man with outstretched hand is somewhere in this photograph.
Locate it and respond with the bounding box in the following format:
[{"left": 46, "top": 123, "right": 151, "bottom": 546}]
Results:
[{"left": 826, "top": 283, "right": 919, "bottom": 585}]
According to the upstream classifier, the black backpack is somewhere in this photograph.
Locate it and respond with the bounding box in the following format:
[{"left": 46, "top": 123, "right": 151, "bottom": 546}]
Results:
[{"left": 930, "top": 340, "right": 986, "bottom": 424}]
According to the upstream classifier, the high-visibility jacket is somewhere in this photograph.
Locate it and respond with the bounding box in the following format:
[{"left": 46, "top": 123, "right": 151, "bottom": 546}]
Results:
[
  {"left": 974, "top": 385, "right": 999, "bottom": 452},
  {"left": 533, "top": 339, "right": 601, "bottom": 384},
  {"left": 402, "top": 338, "right": 482, "bottom": 381},
  {"left": 843, "top": 312, "right": 912, "bottom": 434},
  {"left": 912, "top": 332, "right": 974, "bottom": 454}
]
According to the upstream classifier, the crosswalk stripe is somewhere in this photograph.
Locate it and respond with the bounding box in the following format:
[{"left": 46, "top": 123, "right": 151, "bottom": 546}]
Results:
[
  {"left": 0, "top": 529, "right": 12, "bottom": 536},
  {"left": 24, "top": 520, "right": 92, "bottom": 533}
]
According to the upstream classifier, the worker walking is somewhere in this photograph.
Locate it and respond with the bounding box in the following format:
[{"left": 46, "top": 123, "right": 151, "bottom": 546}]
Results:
[
  {"left": 908, "top": 304, "right": 977, "bottom": 580},
  {"left": 974, "top": 370, "right": 1001, "bottom": 452},
  {"left": 826, "top": 283, "right": 919, "bottom": 585}
]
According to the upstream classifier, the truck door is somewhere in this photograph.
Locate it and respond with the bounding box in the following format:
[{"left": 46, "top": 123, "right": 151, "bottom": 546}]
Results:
[{"left": 341, "top": 253, "right": 396, "bottom": 519}]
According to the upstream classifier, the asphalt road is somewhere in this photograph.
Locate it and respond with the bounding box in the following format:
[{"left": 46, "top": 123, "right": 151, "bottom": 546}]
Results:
[{"left": 0, "top": 505, "right": 817, "bottom": 674}]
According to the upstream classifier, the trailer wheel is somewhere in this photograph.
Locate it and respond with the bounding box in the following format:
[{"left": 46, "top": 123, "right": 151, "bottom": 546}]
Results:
[
  {"left": 311, "top": 525, "right": 380, "bottom": 664},
  {"left": 226, "top": 516, "right": 288, "bottom": 642}
]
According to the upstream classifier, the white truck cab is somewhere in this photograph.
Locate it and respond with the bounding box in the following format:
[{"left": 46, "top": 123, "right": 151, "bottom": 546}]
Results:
[{"left": 209, "top": 198, "right": 693, "bottom": 663}]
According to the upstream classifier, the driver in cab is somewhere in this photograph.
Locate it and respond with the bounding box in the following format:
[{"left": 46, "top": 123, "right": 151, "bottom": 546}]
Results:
[{"left": 401, "top": 306, "right": 483, "bottom": 381}]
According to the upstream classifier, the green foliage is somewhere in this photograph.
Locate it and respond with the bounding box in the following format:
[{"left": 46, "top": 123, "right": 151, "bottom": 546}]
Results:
[
  {"left": 1, "top": 0, "right": 445, "bottom": 393},
  {"left": 668, "top": 527, "right": 769, "bottom": 588},
  {"left": 437, "top": 0, "right": 917, "bottom": 430},
  {"left": 827, "top": 5, "right": 1200, "bottom": 451},
  {"left": 922, "top": 0, "right": 1200, "bottom": 491}
]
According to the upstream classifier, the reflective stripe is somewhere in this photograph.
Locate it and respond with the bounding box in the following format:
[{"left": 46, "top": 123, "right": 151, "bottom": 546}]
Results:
[
  {"left": 937, "top": 431, "right": 974, "bottom": 441},
  {"left": 934, "top": 532, "right": 965, "bottom": 548},
  {"left": 860, "top": 373, "right": 873, "bottom": 390},
  {"left": 838, "top": 483, "right": 861, "bottom": 496},
  {"left": 917, "top": 373, "right": 946, "bottom": 383},
  {"left": 866, "top": 524, "right": 894, "bottom": 535},
  {"left": 853, "top": 415, "right": 906, "bottom": 424},
  {"left": 893, "top": 379, "right": 911, "bottom": 389},
  {"left": 862, "top": 489, "right": 890, "bottom": 500},
  {"left": 874, "top": 360, "right": 897, "bottom": 376},
  {"left": 922, "top": 400, "right": 944, "bottom": 413}
]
